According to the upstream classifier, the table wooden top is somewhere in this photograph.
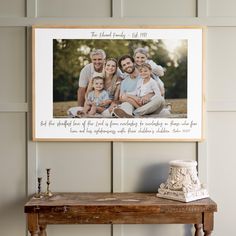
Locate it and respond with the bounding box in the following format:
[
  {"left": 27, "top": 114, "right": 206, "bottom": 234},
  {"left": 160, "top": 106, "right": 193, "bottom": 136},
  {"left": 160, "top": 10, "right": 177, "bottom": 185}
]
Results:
[{"left": 24, "top": 192, "right": 217, "bottom": 214}]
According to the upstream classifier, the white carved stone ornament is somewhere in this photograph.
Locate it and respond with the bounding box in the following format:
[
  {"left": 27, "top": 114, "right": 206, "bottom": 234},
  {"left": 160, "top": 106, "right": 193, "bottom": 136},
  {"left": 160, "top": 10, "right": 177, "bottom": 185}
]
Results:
[{"left": 157, "top": 160, "right": 209, "bottom": 202}]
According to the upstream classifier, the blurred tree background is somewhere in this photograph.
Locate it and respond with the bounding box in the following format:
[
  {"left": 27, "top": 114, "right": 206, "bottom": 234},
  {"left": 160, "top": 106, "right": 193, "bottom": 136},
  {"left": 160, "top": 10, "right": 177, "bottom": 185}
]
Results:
[{"left": 53, "top": 39, "right": 187, "bottom": 102}]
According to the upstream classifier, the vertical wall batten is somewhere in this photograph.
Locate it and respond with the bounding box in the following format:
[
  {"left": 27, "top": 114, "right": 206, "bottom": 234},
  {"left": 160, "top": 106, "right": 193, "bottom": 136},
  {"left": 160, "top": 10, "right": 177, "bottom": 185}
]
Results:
[
  {"left": 26, "top": 0, "right": 37, "bottom": 197},
  {"left": 197, "top": 0, "right": 208, "bottom": 17},
  {"left": 112, "top": 0, "right": 123, "bottom": 18},
  {"left": 26, "top": 0, "right": 37, "bottom": 17}
]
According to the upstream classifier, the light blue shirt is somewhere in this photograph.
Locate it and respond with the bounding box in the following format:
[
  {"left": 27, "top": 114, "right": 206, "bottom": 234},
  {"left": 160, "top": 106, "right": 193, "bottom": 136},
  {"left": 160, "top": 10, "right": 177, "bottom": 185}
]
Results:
[
  {"left": 87, "top": 90, "right": 109, "bottom": 107},
  {"left": 120, "top": 74, "right": 142, "bottom": 94}
]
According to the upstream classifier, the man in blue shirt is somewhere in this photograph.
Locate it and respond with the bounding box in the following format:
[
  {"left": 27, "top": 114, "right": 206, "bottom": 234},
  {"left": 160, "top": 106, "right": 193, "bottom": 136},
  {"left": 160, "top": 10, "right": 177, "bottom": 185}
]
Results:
[{"left": 113, "top": 55, "right": 165, "bottom": 118}]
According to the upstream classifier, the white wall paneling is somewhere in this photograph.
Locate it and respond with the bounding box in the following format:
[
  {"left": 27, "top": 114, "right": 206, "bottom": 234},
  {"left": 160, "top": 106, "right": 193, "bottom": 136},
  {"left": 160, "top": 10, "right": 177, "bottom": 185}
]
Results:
[
  {"left": 207, "top": 112, "right": 236, "bottom": 235},
  {"left": 0, "top": 27, "right": 26, "bottom": 103},
  {"left": 37, "top": 0, "right": 111, "bottom": 17},
  {"left": 113, "top": 142, "right": 196, "bottom": 192},
  {"left": 0, "top": 113, "right": 26, "bottom": 236},
  {"left": 45, "top": 225, "right": 111, "bottom": 236},
  {"left": 122, "top": 0, "right": 196, "bottom": 17},
  {"left": 0, "top": 0, "right": 25, "bottom": 17},
  {"left": 207, "top": 27, "right": 236, "bottom": 105},
  {"left": 0, "top": 103, "right": 28, "bottom": 112},
  {"left": 37, "top": 142, "right": 112, "bottom": 192},
  {"left": 208, "top": 0, "right": 236, "bottom": 17},
  {"left": 197, "top": 141, "right": 208, "bottom": 185},
  {"left": 3, "top": 17, "right": 236, "bottom": 27}
]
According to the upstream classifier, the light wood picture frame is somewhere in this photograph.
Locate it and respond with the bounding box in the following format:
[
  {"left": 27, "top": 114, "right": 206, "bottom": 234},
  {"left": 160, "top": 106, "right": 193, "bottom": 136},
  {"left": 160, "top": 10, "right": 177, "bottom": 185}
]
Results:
[{"left": 32, "top": 26, "right": 205, "bottom": 141}]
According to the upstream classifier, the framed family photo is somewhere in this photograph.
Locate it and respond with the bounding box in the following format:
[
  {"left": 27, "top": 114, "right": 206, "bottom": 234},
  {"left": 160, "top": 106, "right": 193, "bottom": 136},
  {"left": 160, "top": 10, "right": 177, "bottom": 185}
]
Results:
[{"left": 32, "top": 26, "right": 205, "bottom": 141}]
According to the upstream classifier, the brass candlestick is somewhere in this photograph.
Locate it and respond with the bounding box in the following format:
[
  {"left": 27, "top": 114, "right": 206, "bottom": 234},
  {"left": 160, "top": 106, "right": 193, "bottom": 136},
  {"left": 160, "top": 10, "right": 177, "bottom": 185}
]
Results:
[
  {"left": 34, "top": 177, "right": 43, "bottom": 198},
  {"left": 45, "top": 168, "right": 53, "bottom": 197}
]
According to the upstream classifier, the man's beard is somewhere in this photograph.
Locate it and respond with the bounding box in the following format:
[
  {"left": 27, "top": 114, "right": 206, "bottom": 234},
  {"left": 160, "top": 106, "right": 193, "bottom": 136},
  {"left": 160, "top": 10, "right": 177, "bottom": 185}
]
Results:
[{"left": 125, "top": 66, "right": 135, "bottom": 74}]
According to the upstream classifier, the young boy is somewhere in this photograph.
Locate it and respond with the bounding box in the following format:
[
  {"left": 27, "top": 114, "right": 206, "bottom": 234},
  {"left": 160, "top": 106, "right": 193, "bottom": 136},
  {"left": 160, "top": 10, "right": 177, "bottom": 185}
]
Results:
[
  {"left": 134, "top": 47, "right": 165, "bottom": 96},
  {"left": 125, "top": 63, "right": 161, "bottom": 108}
]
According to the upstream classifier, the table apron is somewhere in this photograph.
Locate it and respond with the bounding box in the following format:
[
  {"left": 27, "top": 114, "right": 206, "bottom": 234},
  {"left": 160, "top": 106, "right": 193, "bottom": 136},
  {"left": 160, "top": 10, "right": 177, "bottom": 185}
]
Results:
[{"left": 38, "top": 212, "right": 203, "bottom": 224}]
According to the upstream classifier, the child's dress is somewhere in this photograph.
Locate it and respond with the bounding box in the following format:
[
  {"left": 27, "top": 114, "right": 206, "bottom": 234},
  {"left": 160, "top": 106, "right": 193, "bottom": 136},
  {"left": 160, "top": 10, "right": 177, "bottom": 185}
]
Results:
[{"left": 87, "top": 90, "right": 110, "bottom": 108}]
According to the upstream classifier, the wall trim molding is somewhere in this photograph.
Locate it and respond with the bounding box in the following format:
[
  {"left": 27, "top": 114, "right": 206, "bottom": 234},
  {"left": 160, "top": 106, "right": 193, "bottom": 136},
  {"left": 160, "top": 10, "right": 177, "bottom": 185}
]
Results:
[
  {"left": 0, "top": 102, "right": 28, "bottom": 112},
  {"left": 207, "top": 101, "right": 236, "bottom": 112},
  {"left": 2, "top": 17, "right": 236, "bottom": 27}
]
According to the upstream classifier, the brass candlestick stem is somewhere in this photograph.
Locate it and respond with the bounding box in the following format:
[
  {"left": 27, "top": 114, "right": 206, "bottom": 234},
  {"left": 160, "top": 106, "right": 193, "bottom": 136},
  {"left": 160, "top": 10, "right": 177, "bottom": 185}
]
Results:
[
  {"left": 45, "top": 168, "right": 53, "bottom": 197},
  {"left": 34, "top": 177, "right": 43, "bottom": 198}
]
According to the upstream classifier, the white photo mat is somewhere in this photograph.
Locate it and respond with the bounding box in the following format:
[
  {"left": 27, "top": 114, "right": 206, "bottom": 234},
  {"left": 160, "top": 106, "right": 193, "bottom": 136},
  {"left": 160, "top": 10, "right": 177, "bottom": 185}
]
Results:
[{"left": 33, "top": 26, "right": 204, "bottom": 141}]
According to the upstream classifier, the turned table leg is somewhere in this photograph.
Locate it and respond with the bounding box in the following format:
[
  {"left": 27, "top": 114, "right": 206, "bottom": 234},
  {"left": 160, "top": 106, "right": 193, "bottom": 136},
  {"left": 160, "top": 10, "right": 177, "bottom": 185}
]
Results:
[
  {"left": 29, "top": 231, "right": 39, "bottom": 236},
  {"left": 39, "top": 225, "right": 47, "bottom": 236},
  {"left": 27, "top": 213, "right": 39, "bottom": 236},
  {"left": 203, "top": 212, "right": 214, "bottom": 236},
  {"left": 203, "top": 231, "right": 212, "bottom": 236},
  {"left": 194, "top": 224, "right": 202, "bottom": 236}
]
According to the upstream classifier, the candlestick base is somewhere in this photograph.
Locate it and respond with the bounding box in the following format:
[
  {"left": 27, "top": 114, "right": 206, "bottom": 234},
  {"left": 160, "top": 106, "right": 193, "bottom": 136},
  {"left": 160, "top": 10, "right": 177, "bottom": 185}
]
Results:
[
  {"left": 34, "top": 193, "right": 43, "bottom": 199},
  {"left": 45, "top": 191, "right": 53, "bottom": 197}
]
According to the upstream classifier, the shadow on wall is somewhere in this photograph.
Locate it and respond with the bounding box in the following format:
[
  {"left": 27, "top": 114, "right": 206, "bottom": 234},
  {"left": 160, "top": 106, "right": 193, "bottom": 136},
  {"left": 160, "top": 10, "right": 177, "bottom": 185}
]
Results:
[
  {"left": 135, "top": 163, "right": 194, "bottom": 236},
  {"left": 135, "top": 163, "right": 169, "bottom": 192}
]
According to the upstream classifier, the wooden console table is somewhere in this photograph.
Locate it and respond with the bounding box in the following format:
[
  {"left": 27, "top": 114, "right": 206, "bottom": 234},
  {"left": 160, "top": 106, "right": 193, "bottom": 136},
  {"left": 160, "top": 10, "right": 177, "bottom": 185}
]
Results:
[{"left": 24, "top": 192, "right": 217, "bottom": 236}]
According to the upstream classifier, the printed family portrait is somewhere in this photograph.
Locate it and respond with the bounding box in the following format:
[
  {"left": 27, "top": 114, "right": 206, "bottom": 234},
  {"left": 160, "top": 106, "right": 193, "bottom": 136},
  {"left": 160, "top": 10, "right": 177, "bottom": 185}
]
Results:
[
  {"left": 53, "top": 38, "right": 188, "bottom": 119},
  {"left": 33, "top": 27, "right": 203, "bottom": 141}
]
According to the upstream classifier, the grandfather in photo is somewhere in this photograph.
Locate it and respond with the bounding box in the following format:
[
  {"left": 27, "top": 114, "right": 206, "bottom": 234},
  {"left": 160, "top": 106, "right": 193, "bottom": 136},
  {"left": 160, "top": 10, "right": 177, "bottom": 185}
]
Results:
[{"left": 77, "top": 49, "right": 106, "bottom": 106}]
